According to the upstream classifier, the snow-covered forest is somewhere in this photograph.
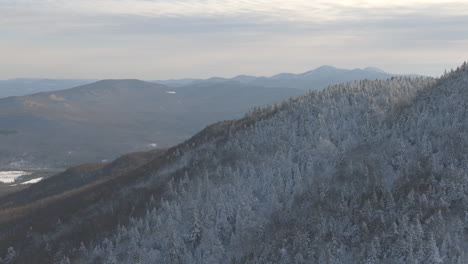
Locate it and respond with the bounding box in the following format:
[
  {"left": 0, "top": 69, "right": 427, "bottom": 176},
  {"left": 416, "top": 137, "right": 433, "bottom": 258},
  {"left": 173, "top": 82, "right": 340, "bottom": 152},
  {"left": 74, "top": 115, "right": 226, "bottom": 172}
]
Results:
[{"left": 3, "top": 64, "right": 468, "bottom": 264}]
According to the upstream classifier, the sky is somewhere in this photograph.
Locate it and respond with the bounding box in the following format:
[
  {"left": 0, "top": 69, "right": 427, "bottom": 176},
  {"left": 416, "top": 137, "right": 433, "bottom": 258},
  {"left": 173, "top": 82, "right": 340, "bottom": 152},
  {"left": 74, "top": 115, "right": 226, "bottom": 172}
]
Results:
[{"left": 1, "top": 0, "right": 468, "bottom": 79}]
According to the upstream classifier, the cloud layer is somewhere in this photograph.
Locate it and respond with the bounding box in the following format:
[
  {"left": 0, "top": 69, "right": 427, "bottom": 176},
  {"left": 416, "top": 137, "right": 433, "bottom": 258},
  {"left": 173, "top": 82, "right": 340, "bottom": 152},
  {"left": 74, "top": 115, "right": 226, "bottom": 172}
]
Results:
[{"left": 1, "top": 0, "right": 467, "bottom": 79}]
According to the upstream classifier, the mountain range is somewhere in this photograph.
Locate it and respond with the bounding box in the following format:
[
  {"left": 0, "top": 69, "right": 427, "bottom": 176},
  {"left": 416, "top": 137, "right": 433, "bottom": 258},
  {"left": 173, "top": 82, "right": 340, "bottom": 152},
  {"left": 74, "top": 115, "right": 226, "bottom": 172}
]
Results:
[
  {"left": 0, "top": 63, "right": 465, "bottom": 263},
  {"left": 0, "top": 66, "right": 409, "bottom": 169},
  {"left": 153, "top": 65, "right": 411, "bottom": 89},
  {"left": 0, "top": 66, "right": 404, "bottom": 99}
]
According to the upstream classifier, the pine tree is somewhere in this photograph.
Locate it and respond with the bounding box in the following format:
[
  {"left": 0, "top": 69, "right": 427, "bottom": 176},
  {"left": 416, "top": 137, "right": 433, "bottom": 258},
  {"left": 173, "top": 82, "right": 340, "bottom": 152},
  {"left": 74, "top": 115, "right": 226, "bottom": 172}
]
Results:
[
  {"left": 189, "top": 209, "right": 203, "bottom": 250},
  {"left": 364, "top": 241, "right": 378, "bottom": 264},
  {"left": 4, "top": 248, "right": 15, "bottom": 264},
  {"left": 425, "top": 233, "right": 442, "bottom": 264}
]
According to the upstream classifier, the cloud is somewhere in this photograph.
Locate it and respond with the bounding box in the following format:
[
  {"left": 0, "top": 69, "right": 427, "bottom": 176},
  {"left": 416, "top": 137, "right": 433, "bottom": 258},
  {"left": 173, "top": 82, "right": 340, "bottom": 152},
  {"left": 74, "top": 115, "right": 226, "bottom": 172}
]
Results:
[
  {"left": 3, "top": 0, "right": 467, "bottom": 37},
  {"left": 0, "top": 0, "right": 467, "bottom": 78},
  {"left": 3, "top": 0, "right": 468, "bottom": 21}
]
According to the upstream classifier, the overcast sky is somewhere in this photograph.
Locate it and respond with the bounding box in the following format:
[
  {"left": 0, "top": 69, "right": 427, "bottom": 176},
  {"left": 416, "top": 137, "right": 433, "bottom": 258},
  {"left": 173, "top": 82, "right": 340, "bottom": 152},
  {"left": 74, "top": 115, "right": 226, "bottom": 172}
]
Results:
[{"left": 1, "top": 0, "right": 467, "bottom": 79}]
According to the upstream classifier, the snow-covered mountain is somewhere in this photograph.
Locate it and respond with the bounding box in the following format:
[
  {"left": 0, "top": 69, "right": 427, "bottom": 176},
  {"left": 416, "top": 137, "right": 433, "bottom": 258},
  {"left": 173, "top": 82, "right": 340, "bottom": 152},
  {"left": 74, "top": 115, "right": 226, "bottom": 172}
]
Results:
[{"left": 0, "top": 63, "right": 466, "bottom": 264}]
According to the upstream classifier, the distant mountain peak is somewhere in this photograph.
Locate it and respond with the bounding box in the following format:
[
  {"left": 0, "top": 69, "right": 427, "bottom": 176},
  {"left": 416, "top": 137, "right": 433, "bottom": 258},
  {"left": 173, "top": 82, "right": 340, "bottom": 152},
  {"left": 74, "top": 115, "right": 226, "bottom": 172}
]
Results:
[
  {"left": 77, "top": 79, "right": 167, "bottom": 91},
  {"left": 94, "top": 79, "right": 147, "bottom": 85},
  {"left": 300, "top": 65, "right": 341, "bottom": 76},
  {"left": 232, "top": 75, "right": 257, "bottom": 83},
  {"left": 314, "top": 65, "right": 338, "bottom": 71},
  {"left": 363, "top": 66, "right": 387, "bottom": 74}
]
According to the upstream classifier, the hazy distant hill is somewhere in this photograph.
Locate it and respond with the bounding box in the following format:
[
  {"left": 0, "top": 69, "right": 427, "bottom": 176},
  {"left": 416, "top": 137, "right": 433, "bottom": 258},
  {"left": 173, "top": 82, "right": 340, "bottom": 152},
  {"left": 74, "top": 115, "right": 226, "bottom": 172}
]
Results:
[
  {"left": 0, "top": 79, "right": 304, "bottom": 168},
  {"left": 0, "top": 78, "right": 96, "bottom": 98},
  {"left": 153, "top": 65, "right": 413, "bottom": 89},
  {"left": 0, "top": 66, "right": 411, "bottom": 99}
]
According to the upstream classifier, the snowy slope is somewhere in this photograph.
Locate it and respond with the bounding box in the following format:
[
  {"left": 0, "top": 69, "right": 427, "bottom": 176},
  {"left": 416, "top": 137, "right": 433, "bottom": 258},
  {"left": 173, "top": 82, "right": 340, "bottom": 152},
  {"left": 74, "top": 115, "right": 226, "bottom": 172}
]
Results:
[
  {"left": 1, "top": 64, "right": 467, "bottom": 264},
  {"left": 72, "top": 64, "right": 466, "bottom": 263}
]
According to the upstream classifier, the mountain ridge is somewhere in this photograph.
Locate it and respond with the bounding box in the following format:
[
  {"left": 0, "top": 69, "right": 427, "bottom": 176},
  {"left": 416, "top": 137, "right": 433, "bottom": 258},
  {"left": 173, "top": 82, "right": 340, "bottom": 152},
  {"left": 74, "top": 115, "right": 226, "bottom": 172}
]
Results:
[
  {"left": 0, "top": 63, "right": 465, "bottom": 263},
  {"left": 153, "top": 65, "right": 418, "bottom": 89}
]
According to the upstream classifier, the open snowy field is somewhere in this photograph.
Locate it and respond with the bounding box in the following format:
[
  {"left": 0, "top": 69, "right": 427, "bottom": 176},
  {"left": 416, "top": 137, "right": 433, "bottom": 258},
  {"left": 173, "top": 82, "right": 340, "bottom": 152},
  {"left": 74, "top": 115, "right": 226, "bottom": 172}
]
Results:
[{"left": 0, "top": 171, "right": 31, "bottom": 184}]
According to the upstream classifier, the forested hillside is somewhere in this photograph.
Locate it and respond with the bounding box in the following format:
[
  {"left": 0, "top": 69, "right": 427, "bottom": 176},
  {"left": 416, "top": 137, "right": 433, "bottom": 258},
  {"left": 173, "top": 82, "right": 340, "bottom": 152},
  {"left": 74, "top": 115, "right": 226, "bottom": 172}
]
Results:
[{"left": 1, "top": 64, "right": 467, "bottom": 264}]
